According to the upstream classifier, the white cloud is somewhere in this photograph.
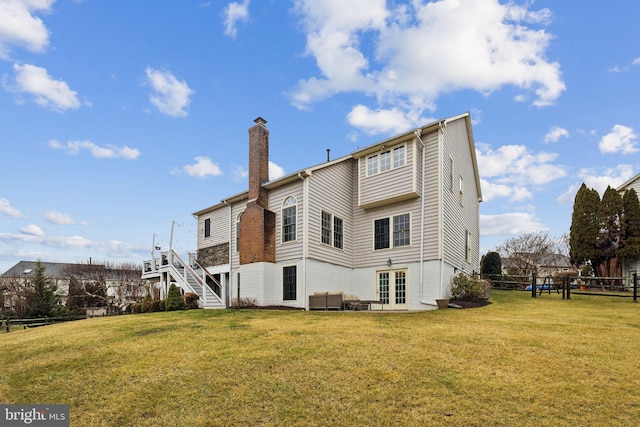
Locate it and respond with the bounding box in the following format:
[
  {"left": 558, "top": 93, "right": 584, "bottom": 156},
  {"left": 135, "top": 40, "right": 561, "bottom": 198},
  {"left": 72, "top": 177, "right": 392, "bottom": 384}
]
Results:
[
  {"left": 633, "top": 57, "right": 640, "bottom": 66},
  {"left": 223, "top": 0, "right": 250, "bottom": 38},
  {"left": 145, "top": 67, "right": 194, "bottom": 118},
  {"left": 598, "top": 124, "right": 638, "bottom": 154},
  {"left": 49, "top": 139, "right": 141, "bottom": 160},
  {"left": 269, "top": 161, "right": 285, "bottom": 180},
  {"left": 228, "top": 162, "right": 285, "bottom": 181},
  {"left": 44, "top": 210, "right": 88, "bottom": 225},
  {"left": 557, "top": 165, "right": 636, "bottom": 205},
  {"left": 0, "top": 0, "right": 54, "bottom": 59},
  {"left": 347, "top": 105, "right": 427, "bottom": 135},
  {"left": 9, "top": 63, "right": 81, "bottom": 112},
  {"left": 0, "top": 198, "right": 24, "bottom": 218},
  {"left": 543, "top": 126, "right": 569, "bottom": 143},
  {"left": 476, "top": 143, "right": 566, "bottom": 187},
  {"left": 480, "top": 213, "right": 548, "bottom": 237},
  {"left": 232, "top": 164, "right": 248, "bottom": 181},
  {"left": 20, "top": 224, "right": 44, "bottom": 236},
  {"left": 480, "top": 179, "right": 532, "bottom": 203},
  {"left": 175, "top": 157, "right": 222, "bottom": 178},
  {"left": 291, "top": 0, "right": 564, "bottom": 133}
]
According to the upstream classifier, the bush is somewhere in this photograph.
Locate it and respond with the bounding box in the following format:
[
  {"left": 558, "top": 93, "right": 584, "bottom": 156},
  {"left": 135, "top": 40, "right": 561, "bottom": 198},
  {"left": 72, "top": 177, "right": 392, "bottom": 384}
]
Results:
[
  {"left": 165, "top": 284, "right": 185, "bottom": 311},
  {"left": 450, "top": 273, "right": 488, "bottom": 302},
  {"left": 184, "top": 292, "right": 200, "bottom": 310},
  {"left": 159, "top": 299, "right": 166, "bottom": 311},
  {"left": 150, "top": 300, "right": 161, "bottom": 312},
  {"left": 231, "top": 298, "right": 257, "bottom": 308}
]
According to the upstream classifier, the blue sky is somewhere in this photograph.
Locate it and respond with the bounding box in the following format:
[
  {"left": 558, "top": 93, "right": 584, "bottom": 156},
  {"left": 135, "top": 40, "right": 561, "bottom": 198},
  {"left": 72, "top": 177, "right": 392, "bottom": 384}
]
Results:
[{"left": 1, "top": 0, "right": 639, "bottom": 273}]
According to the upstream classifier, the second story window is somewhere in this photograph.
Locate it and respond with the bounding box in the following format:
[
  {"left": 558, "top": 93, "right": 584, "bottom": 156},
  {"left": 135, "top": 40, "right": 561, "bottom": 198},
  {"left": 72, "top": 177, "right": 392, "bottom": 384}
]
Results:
[
  {"left": 204, "top": 218, "right": 211, "bottom": 238},
  {"left": 366, "top": 144, "right": 406, "bottom": 176},
  {"left": 282, "top": 196, "right": 297, "bottom": 242},
  {"left": 321, "top": 210, "right": 343, "bottom": 249},
  {"left": 235, "top": 213, "right": 242, "bottom": 252}
]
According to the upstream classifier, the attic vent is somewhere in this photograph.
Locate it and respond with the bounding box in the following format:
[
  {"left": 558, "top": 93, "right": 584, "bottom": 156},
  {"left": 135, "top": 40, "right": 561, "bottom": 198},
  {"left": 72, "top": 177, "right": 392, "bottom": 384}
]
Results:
[{"left": 23, "top": 269, "right": 32, "bottom": 274}]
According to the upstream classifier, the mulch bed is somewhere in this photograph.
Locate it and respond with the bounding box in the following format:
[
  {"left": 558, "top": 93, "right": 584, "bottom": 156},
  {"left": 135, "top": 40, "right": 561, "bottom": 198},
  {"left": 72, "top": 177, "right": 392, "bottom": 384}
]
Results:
[{"left": 449, "top": 298, "right": 492, "bottom": 309}]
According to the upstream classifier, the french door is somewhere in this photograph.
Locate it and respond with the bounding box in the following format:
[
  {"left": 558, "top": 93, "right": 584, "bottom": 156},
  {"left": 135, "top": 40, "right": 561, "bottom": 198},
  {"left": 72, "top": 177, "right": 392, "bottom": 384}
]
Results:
[{"left": 377, "top": 269, "right": 408, "bottom": 310}]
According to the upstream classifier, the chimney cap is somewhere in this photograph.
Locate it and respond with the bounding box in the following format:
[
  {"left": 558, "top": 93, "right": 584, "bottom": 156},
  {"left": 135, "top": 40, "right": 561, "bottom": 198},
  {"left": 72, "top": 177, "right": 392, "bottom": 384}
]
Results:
[{"left": 254, "top": 117, "right": 267, "bottom": 126}]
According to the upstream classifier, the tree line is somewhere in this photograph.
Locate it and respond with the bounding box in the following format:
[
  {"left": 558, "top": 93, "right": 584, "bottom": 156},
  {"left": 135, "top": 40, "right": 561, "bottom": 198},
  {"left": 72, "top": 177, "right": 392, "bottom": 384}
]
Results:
[
  {"left": 0, "top": 261, "right": 147, "bottom": 318},
  {"left": 570, "top": 184, "right": 640, "bottom": 277}
]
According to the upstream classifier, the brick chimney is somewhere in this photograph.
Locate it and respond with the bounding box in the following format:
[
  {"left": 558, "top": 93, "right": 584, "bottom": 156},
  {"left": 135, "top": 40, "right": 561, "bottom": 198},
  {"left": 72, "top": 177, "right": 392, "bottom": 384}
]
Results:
[
  {"left": 248, "top": 117, "right": 270, "bottom": 207},
  {"left": 239, "top": 117, "right": 276, "bottom": 265}
]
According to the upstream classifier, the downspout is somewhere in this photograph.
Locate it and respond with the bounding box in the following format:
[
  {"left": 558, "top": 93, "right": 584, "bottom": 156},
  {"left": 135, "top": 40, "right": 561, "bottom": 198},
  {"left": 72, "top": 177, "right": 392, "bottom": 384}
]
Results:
[{"left": 297, "top": 172, "right": 308, "bottom": 309}]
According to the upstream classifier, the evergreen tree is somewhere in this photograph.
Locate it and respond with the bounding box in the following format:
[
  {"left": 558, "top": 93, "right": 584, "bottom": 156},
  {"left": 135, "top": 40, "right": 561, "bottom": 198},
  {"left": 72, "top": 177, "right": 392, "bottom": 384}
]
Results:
[
  {"left": 28, "top": 261, "right": 61, "bottom": 317},
  {"left": 569, "top": 184, "right": 601, "bottom": 270},
  {"left": 618, "top": 188, "right": 640, "bottom": 260},
  {"left": 165, "top": 284, "right": 185, "bottom": 311},
  {"left": 66, "top": 276, "right": 87, "bottom": 315},
  {"left": 481, "top": 251, "right": 502, "bottom": 284},
  {"left": 596, "top": 186, "right": 623, "bottom": 276}
]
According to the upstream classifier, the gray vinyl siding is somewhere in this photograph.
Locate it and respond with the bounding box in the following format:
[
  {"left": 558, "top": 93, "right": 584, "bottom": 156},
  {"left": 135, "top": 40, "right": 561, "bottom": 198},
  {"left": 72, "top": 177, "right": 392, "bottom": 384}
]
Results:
[
  {"left": 230, "top": 201, "right": 247, "bottom": 267},
  {"left": 420, "top": 130, "right": 441, "bottom": 260},
  {"left": 307, "top": 159, "right": 354, "bottom": 266},
  {"left": 197, "top": 207, "right": 230, "bottom": 250},
  {"left": 358, "top": 141, "right": 419, "bottom": 209},
  {"left": 269, "top": 182, "right": 305, "bottom": 262},
  {"left": 441, "top": 118, "right": 480, "bottom": 273}
]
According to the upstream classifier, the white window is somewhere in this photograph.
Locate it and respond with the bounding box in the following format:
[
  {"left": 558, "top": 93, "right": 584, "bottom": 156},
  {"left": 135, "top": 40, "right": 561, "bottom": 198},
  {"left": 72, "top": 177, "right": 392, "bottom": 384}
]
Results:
[
  {"left": 374, "top": 213, "right": 410, "bottom": 250},
  {"left": 235, "top": 212, "right": 243, "bottom": 252},
  {"left": 366, "top": 144, "right": 406, "bottom": 176},
  {"left": 459, "top": 175, "right": 464, "bottom": 206},
  {"left": 367, "top": 155, "right": 378, "bottom": 176},
  {"left": 393, "top": 146, "right": 405, "bottom": 168},
  {"left": 282, "top": 196, "right": 297, "bottom": 242},
  {"left": 465, "top": 230, "right": 472, "bottom": 263},
  {"left": 449, "top": 157, "right": 454, "bottom": 192},
  {"left": 321, "top": 210, "right": 344, "bottom": 249}
]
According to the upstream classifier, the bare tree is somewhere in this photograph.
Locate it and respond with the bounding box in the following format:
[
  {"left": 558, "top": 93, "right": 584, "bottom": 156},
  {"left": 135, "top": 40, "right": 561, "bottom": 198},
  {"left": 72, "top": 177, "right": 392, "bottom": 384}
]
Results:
[
  {"left": 0, "top": 276, "right": 32, "bottom": 318},
  {"left": 61, "top": 261, "right": 144, "bottom": 314},
  {"left": 496, "top": 231, "right": 558, "bottom": 277}
]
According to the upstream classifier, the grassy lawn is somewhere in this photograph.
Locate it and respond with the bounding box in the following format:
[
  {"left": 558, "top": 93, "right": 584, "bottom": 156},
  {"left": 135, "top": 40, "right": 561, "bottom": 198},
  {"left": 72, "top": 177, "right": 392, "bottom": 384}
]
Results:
[{"left": 1, "top": 290, "right": 639, "bottom": 426}]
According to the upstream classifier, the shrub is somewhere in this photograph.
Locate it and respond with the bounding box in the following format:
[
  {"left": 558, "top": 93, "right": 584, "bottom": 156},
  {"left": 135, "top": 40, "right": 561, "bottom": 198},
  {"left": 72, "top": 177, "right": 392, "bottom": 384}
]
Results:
[
  {"left": 231, "top": 298, "right": 257, "bottom": 308},
  {"left": 450, "top": 273, "right": 487, "bottom": 302},
  {"left": 165, "top": 284, "right": 185, "bottom": 311},
  {"left": 158, "top": 299, "right": 166, "bottom": 311},
  {"left": 150, "top": 300, "right": 161, "bottom": 312},
  {"left": 184, "top": 292, "right": 200, "bottom": 310}
]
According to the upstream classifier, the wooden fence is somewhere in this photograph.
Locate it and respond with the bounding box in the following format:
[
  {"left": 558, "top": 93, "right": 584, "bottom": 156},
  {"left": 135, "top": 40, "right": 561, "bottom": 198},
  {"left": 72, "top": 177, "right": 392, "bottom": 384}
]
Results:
[{"left": 2, "top": 315, "right": 86, "bottom": 332}]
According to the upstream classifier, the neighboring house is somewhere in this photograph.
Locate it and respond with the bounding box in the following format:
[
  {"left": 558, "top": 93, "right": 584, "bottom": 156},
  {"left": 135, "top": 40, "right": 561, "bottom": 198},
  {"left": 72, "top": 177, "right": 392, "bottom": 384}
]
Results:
[
  {"left": 1, "top": 261, "right": 146, "bottom": 315},
  {"left": 617, "top": 173, "right": 640, "bottom": 281},
  {"left": 143, "top": 113, "right": 482, "bottom": 310},
  {"left": 501, "top": 253, "right": 572, "bottom": 278}
]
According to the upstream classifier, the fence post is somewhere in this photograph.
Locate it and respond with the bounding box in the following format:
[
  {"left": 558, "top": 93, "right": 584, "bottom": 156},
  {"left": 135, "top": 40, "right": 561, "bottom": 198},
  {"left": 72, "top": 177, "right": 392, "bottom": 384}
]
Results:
[
  {"left": 567, "top": 276, "right": 571, "bottom": 300},
  {"left": 634, "top": 273, "right": 637, "bottom": 303},
  {"left": 531, "top": 273, "right": 537, "bottom": 298},
  {"left": 562, "top": 276, "right": 566, "bottom": 300}
]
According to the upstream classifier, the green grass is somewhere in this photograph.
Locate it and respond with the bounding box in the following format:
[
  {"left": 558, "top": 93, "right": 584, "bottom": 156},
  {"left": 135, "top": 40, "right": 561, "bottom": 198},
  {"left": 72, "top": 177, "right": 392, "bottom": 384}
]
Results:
[{"left": 1, "top": 291, "right": 639, "bottom": 426}]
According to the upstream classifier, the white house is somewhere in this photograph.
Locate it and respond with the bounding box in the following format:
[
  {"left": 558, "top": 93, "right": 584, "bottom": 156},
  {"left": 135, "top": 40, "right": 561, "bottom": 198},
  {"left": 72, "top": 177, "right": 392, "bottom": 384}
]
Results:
[{"left": 143, "top": 113, "right": 482, "bottom": 310}]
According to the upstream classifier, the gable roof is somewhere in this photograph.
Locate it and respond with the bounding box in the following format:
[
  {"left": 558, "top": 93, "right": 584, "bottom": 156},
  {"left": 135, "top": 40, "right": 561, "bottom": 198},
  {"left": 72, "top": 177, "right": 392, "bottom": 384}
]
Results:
[
  {"left": 193, "top": 112, "right": 482, "bottom": 216},
  {"left": 617, "top": 172, "right": 640, "bottom": 192},
  {"left": 1, "top": 260, "right": 138, "bottom": 280}
]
